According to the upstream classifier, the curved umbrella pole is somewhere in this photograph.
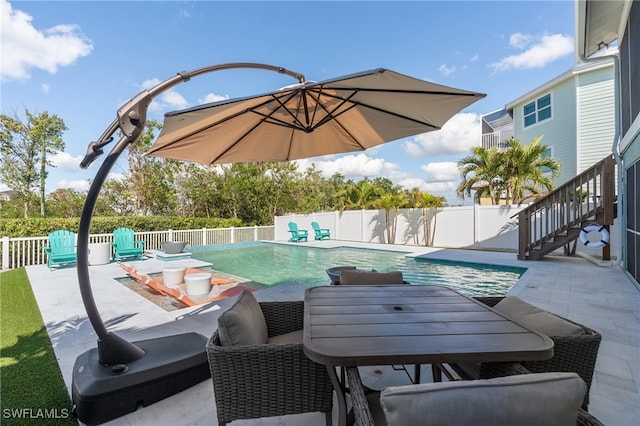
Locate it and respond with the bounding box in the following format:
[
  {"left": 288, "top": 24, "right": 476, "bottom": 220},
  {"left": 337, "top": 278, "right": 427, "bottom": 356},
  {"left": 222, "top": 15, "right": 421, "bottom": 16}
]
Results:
[
  {"left": 77, "top": 62, "right": 304, "bottom": 364},
  {"left": 72, "top": 63, "right": 305, "bottom": 425}
]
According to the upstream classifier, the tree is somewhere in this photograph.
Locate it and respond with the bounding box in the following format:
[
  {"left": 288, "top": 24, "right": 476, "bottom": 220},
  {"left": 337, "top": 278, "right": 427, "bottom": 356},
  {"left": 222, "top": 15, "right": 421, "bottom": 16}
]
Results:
[
  {"left": 374, "top": 193, "right": 407, "bottom": 244},
  {"left": 456, "top": 146, "right": 504, "bottom": 205},
  {"left": 457, "top": 136, "right": 561, "bottom": 206},
  {"left": 262, "top": 162, "right": 303, "bottom": 220},
  {"left": 500, "top": 136, "right": 560, "bottom": 205},
  {"left": 298, "top": 165, "right": 331, "bottom": 213},
  {"left": 126, "top": 119, "right": 179, "bottom": 215},
  {"left": 0, "top": 192, "right": 39, "bottom": 219},
  {"left": 175, "top": 163, "right": 221, "bottom": 218},
  {"left": 46, "top": 188, "right": 86, "bottom": 217},
  {"left": 335, "top": 179, "right": 382, "bottom": 211},
  {"left": 99, "top": 178, "right": 134, "bottom": 215},
  {"left": 0, "top": 110, "right": 67, "bottom": 218},
  {"left": 409, "top": 189, "right": 445, "bottom": 246},
  {"left": 325, "top": 172, "right": 348, "bottom": 210}
]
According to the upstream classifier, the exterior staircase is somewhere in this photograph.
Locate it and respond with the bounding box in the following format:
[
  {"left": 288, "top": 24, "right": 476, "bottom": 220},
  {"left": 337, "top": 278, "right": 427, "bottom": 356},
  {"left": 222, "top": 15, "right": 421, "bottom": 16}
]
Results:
[{"left": 517, "top": 155, "right": 616, "bottom": 260}]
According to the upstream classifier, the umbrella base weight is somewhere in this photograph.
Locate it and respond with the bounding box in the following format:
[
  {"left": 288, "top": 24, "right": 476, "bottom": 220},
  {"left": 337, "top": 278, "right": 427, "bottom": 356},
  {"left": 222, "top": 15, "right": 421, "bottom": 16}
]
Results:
[{"left": 71, "top": 332, "right": 210, "bottom": 425}]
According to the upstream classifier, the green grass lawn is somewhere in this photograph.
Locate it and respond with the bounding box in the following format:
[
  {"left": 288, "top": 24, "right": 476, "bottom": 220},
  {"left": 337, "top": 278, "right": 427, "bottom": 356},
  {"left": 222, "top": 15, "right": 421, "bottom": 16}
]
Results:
[{"left": 1, "top": 268, "right": 77, "bottom": 425}]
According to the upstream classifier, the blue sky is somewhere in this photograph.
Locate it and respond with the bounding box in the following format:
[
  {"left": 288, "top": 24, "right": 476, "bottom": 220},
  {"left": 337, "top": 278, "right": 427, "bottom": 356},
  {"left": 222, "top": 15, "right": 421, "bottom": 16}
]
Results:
[{"left": 1, "top": 0, "right": 577, "bottom": 205}]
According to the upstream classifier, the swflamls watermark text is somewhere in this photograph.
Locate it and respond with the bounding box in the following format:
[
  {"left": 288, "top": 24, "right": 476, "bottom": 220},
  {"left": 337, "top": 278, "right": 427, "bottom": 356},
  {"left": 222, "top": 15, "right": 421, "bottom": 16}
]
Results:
[{"left": 2, "top": 408, "right": 71, "bottom": 420}]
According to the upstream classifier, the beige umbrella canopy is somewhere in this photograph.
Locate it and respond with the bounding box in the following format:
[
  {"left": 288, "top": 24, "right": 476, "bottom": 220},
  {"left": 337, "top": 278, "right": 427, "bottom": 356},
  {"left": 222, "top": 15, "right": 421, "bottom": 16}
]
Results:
[{"left": 145, "top": 68, "right": 485, "bottom": 164}]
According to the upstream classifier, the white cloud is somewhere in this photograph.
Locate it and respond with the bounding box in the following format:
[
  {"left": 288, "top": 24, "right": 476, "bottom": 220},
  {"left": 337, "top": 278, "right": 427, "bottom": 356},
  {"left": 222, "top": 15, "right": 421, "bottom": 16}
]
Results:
[
  {"left": 138, "top": 78, "right": 189, "bottom": 112},
  {"left": 149, "top": 90, "right": 190, "bottom": 112},
  {"left": 140, "top": 78, "right": 220, "bottom": 112},
  {"left": 178, "top": 8, "right": 192, "bottom": 20},
  {"left": 57, "top": 179, "right": 90, "bottom": 192},
  {"left": 312, "top": 153, "right": 387, "bottom": 178},
  {"left": 40, "top": 83, "right": 49, "bottom": 94},
  {"left": 421, "top": 180, "right": 457, "bottom": 194},
  {"left": 438, "top": 63, "right": 456, "bottom": 76},
  {"left": 199, "top": 93, "right": 229, "bottom": 105},
  {"left": 396, "top": 177, "right": 429, "bottom": 192},
  {"left": 1, "top": 0, "right": 92, "bottom": 81},
  {"left": 107, "top": 172, "right": 126, "bottom": 182},
  {"left": 403, "top": 112, "right": 481, "bottom": 157},
  {"left": 491, "top": 33, "right": 573, "bottom": 72},
  {"left": 395, "top": 177, "right": 458, "bottom": 201},
  {"left": 404, "top": 141, "right": 423, "bottom": 157},
  {"left": 469, "top": 54, "right": 479, "bottom": 62},
  {"left": 509, "top": 32, "right": 533, "bottom": 49},
  {"left": 420, "top": 162, "right": 459, "bottom": 182},
  {"left": 160, "top": 90, "right": 189, "bottom": 109},
  {"left": 139, "top": 78, "right": 161, "bottom": 90},
  {"left": 295, "top": 153, "right": 404, "bottom": 181},
  {"left": 50, "top": 151, "right": 84, "bottom": 171}
]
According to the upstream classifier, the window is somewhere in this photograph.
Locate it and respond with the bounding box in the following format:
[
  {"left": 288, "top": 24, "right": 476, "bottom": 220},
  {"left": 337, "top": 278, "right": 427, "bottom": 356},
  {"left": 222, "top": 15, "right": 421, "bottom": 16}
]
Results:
[
  {"left": 540, "top": 147, "right": 553, "bottom": 174},
  {"left": 523, "top": 94, "right": 552, "bottom": 128}
]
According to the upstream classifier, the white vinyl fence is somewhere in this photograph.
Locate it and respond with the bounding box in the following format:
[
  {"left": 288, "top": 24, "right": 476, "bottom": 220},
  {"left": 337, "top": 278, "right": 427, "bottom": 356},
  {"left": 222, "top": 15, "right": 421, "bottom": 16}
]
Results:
[
  {"left": 3, "top": 205, "right": 618, "bottom": 270},
  {"left": 275, "top": 205, "right": 527, "bottom": 249},
  {"left": 275, "top": 205, "right": 619, "bottom": 256},
  {"left": 1, "top": 226, "right": 274, "bottom": 270}
]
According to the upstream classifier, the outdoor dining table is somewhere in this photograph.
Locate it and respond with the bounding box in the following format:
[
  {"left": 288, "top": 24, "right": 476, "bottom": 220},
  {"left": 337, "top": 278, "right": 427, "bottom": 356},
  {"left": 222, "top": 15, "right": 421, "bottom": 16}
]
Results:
[{"left": 303, "top": 284, "right": 555, "bottom": 426}]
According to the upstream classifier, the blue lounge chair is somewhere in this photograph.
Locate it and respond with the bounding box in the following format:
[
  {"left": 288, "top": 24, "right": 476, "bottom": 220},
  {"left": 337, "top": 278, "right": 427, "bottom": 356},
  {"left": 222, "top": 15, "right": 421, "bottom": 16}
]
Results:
[
  {"left": 44, "top": 230, "right": 77, "bottom": 271},
  {"left": 311, "top": 222, "right": 331, "bottom": 240},
  {"left": 287, "top": 222, "right": 308, "bottom": 242},
  {"left": 112, "top": 227, "right": 145, "bottom": 261}
]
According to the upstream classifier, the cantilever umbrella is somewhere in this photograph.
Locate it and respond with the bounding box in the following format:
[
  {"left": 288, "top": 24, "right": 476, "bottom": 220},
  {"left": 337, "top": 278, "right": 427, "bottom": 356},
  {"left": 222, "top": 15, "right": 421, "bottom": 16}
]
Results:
[
  {"left": 73, "top": 64, "right": 484, "bottom": 425},
  {"left": 145, "top": 68, "right": 485, "bottom": 164}
]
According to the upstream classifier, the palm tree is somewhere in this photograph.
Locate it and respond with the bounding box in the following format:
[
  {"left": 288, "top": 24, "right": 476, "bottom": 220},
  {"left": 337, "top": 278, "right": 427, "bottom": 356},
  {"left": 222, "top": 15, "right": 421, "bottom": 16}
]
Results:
[
  {"left": 418, "top": 192, "right": 445, "bottom": 246},
  {"left": 374, "top": 193, "right": 407, "bottom": 244},
  {"left": 457, "top": 137, "right": 561, "bottom": 206},
  {"left": 335, "top": 179, "right": 380, "bottom": 211},
  {"left": 500, "top": 136, "right": 560, "bottom": 205},
  {"left": 456, "top": 146, "right": 504, "bottom": 204},
  {"left": 408, "top": 188, "right": 446, "bottom": 246}
]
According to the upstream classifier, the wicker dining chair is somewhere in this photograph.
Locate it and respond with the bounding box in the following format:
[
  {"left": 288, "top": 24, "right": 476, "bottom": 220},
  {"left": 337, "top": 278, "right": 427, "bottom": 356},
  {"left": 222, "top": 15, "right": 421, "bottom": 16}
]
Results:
[
  {"left": 206, "top": 300, "right": 333, "bottom": 426},
  {"left": 346, "top": 367, "right": 604, "bottom": 426},
  {"left": 438, "top": 296, "right": 601, "bottom": 411}
]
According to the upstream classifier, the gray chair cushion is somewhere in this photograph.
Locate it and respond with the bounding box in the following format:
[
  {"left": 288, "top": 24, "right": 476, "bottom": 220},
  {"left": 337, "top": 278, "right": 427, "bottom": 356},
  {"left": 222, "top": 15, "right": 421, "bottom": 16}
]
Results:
[
  {"left": 217, "top": 290, "right": 268, "bottom": 346},
  {"left": 340, "top": 270, "right": 404, "bottom": 285},
  {"left": 267, "top": 329, "right": 303, "bottom": 345},
  {"left": 380, "top": 372, "right": 586, "bottom": 426},
  {"left": 494, "top": 296, "right": 586, "bottom": 337}
]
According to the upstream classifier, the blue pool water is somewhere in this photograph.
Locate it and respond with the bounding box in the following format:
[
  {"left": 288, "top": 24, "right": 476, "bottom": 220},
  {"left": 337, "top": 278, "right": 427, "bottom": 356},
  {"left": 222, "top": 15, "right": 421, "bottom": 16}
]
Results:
[{"left": 190, "top": 242, "right": 526, "bottom": 297}]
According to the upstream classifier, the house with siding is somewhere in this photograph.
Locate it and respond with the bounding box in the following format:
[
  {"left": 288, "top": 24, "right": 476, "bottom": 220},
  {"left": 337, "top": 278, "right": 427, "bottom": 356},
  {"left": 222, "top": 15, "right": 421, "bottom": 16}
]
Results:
[
  {"left": 576, "top": 0, "right": 639, "bottom": 285},
  {"left": 504, "top": 56, "right": 616, "bottom": 186}
]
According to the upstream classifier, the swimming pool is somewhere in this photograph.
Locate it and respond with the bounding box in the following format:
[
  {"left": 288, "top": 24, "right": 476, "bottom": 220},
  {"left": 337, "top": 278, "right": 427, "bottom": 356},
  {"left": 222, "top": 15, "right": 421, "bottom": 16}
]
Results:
[{"left": 191, "top": 242, "right": 526, "bottom": 297}]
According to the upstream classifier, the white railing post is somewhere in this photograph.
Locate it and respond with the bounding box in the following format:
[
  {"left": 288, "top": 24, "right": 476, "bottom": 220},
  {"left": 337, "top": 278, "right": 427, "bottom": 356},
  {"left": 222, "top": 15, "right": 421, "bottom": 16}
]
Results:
[
  {"left": 202, "top": 228, "right": 207, "bottom": 246},
  {"left": 231, "top": 227, "right": 235, "bottom": 244},
  {"left": 254, "top": 225, "right": 258, "bottom": 241},
  {"left": 168, "top": 229, "right": 174, "bottom": 241},
  {"left": 2, "top": 236, "right": 9, "bottom": 270}
]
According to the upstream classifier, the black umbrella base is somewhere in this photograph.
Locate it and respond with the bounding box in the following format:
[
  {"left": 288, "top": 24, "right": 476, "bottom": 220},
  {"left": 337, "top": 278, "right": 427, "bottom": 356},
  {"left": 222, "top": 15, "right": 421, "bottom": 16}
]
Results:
[{"left": 71, "top": 332, "right": 210, "bottom": 425}]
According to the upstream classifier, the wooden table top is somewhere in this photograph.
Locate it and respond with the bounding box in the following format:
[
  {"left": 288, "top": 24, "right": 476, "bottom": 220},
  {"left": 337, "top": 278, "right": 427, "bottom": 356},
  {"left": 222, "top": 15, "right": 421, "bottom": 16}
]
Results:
[{"left": 303, "top": 285, "right": 554, "bottom": 367}]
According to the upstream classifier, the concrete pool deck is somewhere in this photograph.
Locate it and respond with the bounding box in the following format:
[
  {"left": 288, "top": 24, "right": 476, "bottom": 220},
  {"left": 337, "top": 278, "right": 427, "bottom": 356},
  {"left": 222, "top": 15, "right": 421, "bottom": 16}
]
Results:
[{"left": 26, "top": 240, "right": 639, "bottom": 425}]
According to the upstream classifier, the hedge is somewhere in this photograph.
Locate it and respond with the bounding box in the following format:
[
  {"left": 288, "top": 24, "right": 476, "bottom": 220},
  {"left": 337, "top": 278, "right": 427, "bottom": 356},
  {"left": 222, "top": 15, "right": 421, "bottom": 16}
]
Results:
[{"left": 0, "top": 216, "right": 245, "bottom": 238}]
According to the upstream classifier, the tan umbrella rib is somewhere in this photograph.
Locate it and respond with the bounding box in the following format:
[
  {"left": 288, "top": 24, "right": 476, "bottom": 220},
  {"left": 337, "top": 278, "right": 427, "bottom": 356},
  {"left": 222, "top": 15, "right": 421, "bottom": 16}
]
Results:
[{"left": 145, "top": 68, "right": 485, "bottom": 165}]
